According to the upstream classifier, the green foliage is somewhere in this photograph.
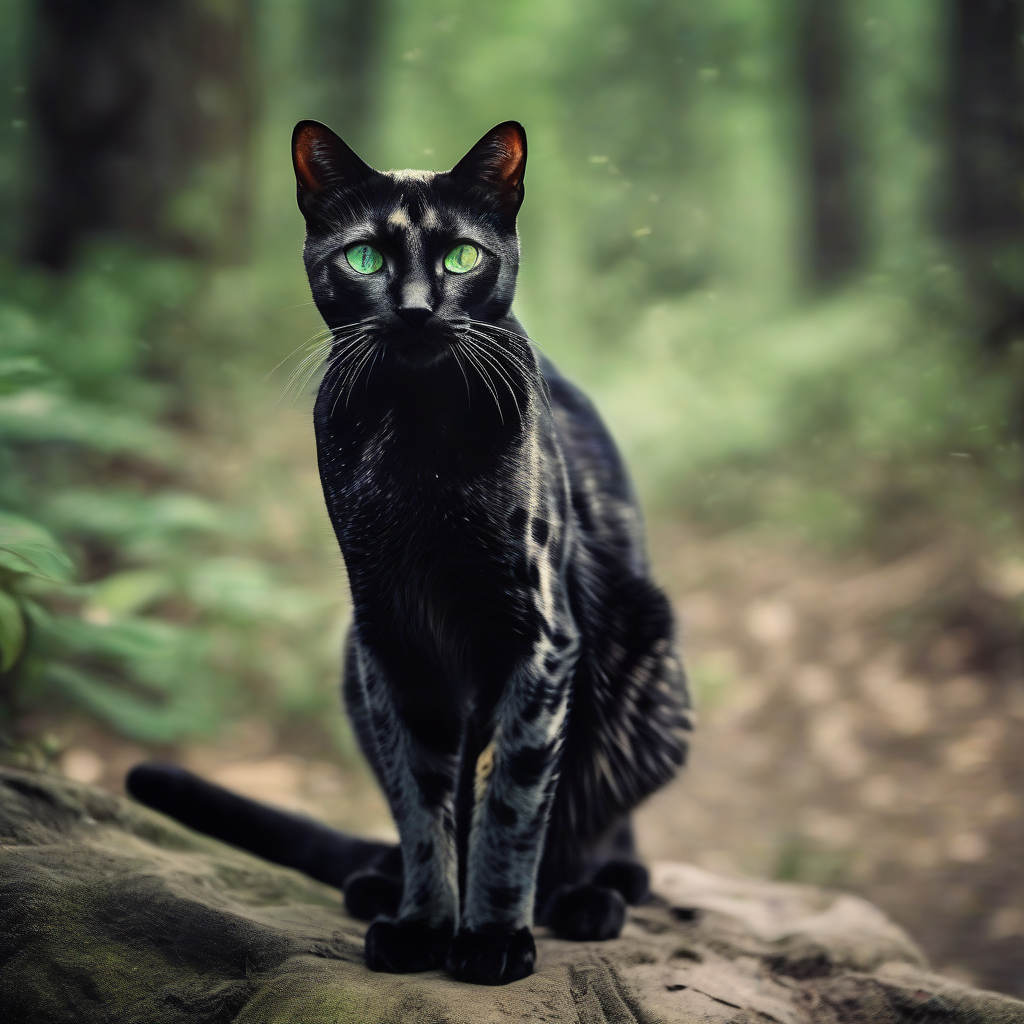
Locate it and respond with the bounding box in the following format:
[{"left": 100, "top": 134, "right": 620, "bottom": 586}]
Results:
[
  {"left": 773, "top": 832, "right": 853, "bottom": 888},
  {"left": 358, "top": 0, "right": 1024, "bottom": 553},
  {"left": 0, "top": 513, "right": 74, "bottom": 584},
  {"left": 0, "top": 591, "right": 23, "bottom": 673},
  {"left": 0, "top": 248, "right": 344, "bottom": 747},
  {"left": 3, "top": 0, "right": 1024, "bottom": 749}
]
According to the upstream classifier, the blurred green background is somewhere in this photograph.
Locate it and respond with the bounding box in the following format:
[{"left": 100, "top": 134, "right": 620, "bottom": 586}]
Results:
[{"left": 1, "top": 0, "right": 1023, "bottom": 998}]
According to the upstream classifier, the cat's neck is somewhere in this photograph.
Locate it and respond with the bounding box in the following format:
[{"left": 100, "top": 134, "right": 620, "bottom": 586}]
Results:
[{"left": 313, "top": 313, "right": 540, "bottom": 456}]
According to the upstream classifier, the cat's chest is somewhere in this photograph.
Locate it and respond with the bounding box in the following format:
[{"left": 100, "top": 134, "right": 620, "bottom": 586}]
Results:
[
  {"left": 321, "top": 414, "right": 540, "bottom": 544},
  {"left": 315, "top": 403, "right": 568, "bottom": 615}
]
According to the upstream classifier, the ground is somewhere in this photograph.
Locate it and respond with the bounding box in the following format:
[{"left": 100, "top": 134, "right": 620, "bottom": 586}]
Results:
[
  {"left": 7, "top": 764, "right": 1024, "bottom": 1023},
  {"left": 29, "top": 520, "right": 1024, "bottom": 999}
]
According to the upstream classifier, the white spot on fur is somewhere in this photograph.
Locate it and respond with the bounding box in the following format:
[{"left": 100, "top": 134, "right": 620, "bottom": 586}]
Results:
[
  {"left": 421, "top": 206, "right": 440, "bottom": 229},
  {"left": 386, "top": 169, "right": 436, "bottom": 183},
  {"left": 474, "top": 742, "right": 496, "bottom": 803},
  {"left": 388, "top": 207, "right": 412, "bottom": 228}
]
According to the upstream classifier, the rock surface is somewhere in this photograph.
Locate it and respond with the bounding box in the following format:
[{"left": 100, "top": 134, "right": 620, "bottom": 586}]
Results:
[{"left": 1, "top": 766, "right": 1022, "bottom": 1023}]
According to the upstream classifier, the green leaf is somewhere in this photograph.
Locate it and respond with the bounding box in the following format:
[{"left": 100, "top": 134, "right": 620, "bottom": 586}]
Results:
[
  {"left": 84, "top": 569, "right": 173, "bottom": 619},
  {"left": 186, "top": 557, "right": 324, "bottom": 623},
  {"left": 0, "top": 389, "right": 175, "bottom": 460},
  {"left": 33, "top": 609, "right": 224, "bottom": 742},
  {"left": 33, "top": 612, "right": 191, "bottom": 684},
  {"left": 45, "top": 662, "right": 221, "bottom": 743},
  {"left": 0, "top": 357, "right": 49, "bottom": 396},
  {"left": 0, "top": 589, "right": 26, "bottom": 672},
  {"left": 46, "top": 490, "right": 227, "bottom": 556},
  {"left": 0, "top": 512, "right": 75, "bottom": 583}
]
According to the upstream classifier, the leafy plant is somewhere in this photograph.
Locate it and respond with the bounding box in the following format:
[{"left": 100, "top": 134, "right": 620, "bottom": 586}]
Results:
[{"left": 0, "top": 250, "right": 344, "bottom": 749}]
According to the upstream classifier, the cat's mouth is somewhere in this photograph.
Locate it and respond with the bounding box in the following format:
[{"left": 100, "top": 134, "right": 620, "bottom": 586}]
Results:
[{"left": 387, "top": 326, "right": 463, "bottom": 369}]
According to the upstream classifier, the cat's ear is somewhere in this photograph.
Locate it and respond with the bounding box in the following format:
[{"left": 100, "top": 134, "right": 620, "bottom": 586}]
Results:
[
  {"left": 292, "top": 120, "right": 372, "bottom": 206},
  {"left": 450, "top": 121, "right": 527, "bottom": 219}
]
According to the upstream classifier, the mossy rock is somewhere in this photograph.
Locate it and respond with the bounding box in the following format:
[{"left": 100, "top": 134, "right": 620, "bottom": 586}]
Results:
[{"left": 1, "top": 766, "right": 1022, "bottom": 1023}]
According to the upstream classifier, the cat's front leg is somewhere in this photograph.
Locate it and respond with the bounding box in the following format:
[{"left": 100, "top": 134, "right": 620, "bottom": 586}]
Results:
[
  {"left": 355, "top": 652, "right": 459, "bottom": 973},
  {"left": 447, "top": 632, "right": 580, "bottom": 985}
]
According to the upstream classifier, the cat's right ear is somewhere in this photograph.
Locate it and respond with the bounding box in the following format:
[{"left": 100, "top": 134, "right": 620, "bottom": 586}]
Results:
[
  {"left": 292, "top": 120, "right": 372, "bottom": 213},
  {"left": 450, "top": 121, "right": 527, "bottom": 220}
]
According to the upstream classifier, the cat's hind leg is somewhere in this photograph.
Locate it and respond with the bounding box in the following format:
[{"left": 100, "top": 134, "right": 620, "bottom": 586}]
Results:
[
  {"left": 536, "top": 862, "right": 647, "bottom": 943},
  {"left": 591, "top": 859, "right": 649, "bottom": 906},
  {"left": 343, "top": 844, "right": 403, "bottom": 920},
  {"left": 536, "top": 817, "right": 648, "bottom": 941},
  {"left": 588, "top": 817, "right": 650, "bottom": 906},
  {"left": 542, "top": 883, "right": 626, "bottom": 941}
]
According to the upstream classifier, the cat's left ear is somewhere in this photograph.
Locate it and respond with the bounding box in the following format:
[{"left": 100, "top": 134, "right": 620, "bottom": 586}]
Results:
[
  {"left": 450, "top": 121, "right": 527, "bottom": 219},
  {"left": 292, "top": 120, "right": 372, "bottom": 216}
]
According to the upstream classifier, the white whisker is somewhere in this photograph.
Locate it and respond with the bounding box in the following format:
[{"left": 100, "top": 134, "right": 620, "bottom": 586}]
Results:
[
  {"left": 460, "top": 343, "right": 504, "bottom": 424},
  {"left": 466, "top": 318, "right": 540, "bottom": 351},
  {"left": 266, "top": 330, "right": 333, "bottom": 380},
  {"left": 327, "top": 341, "right": 371, "bottom": 418},
  {"left": 450, "top": 345, "right": 472, "bottom": 409},
  {"left": 364, "top": 342, "right": 387, "bottom": 395},
  {"left": 462, "top": 327, "right": 533, "bottom": 375},
  {"left": 340, "top": 340, "right": 380, "bottom": 413},
  {"left": 460, "top": 334, "right": 525, "bottom": 420},
  {"left": 278, "top": 331, "right": 368, "bottom": 408}
]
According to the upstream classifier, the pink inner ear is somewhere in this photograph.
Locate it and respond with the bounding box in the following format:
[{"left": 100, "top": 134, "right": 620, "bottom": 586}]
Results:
[
  {"left": 494, "top": 127, "right": 526, "bottom": 186},
  {"left": 294, "top": 125, "right": 328, "bottom": 192}
]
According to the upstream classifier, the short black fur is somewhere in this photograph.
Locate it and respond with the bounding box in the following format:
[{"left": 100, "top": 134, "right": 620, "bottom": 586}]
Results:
[{"left": 128, "top": 119, "right": 691, "bottom": 986}]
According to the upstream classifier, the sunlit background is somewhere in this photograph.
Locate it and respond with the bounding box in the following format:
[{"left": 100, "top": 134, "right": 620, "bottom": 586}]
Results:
[{"left": 1, "top": 0, "right": 1023, "bottom": 997}]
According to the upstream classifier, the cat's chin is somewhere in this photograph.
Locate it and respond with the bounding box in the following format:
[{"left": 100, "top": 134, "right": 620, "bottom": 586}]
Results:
[
  {"left": 392, "top": 347, "right": 449, "bottom": 370},
  {"left": 390, "top": 340, "right": 459, "bottom": 371}
]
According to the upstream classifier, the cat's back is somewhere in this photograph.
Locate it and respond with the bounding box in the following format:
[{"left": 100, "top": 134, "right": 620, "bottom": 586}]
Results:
[{"left": 539, "top": 352, "right": 649, "bottom": 576}]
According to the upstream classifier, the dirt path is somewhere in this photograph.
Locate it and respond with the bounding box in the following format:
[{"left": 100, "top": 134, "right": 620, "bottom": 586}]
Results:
[{"left": 637, "top": 524, "right": 1024, "bottom": 998}]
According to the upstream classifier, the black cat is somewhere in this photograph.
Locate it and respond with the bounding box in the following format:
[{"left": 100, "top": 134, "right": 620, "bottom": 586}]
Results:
[{"left": 128, "top": 120, "right": 691, "bottom": 986}]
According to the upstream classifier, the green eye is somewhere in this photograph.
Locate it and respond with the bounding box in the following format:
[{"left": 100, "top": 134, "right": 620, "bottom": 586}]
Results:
[
  {"left": 345, "top": 244, "right": 384, "bottom": 274},
  {"left": 444, "top": 244, "right": 480, "bottom": 274}
]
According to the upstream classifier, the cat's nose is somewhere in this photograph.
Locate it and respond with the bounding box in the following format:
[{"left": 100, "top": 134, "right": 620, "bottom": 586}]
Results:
[{"left": 396, "top": 304, "right": 433, "bottom": 328}]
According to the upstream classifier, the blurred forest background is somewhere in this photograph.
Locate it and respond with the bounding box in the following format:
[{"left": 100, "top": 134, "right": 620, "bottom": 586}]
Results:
[{"left": 1, "top": 0, "right": 1023, "bottom": 998}]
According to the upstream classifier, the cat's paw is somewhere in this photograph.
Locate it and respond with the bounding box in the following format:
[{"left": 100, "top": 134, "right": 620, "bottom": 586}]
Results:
[
  {"left": 363, "top": 919, "right": 453, "bottom": 973},
  {"left": 543, "top": 883, "right": 626, "bottom": 941},
  {"left": 344, "top": 869, "right": 402, "bottom": 921},
  {"left": 591, "top": 859, "right": 650, "bottom": 905},
  {"left": 445, "top": 926, "right": 536, "bottom": 985}
]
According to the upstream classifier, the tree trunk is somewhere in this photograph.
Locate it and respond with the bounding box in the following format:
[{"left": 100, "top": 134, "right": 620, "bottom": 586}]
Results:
[
  {"left": 24, "top": 0, "right": 255, "bottom": 269},
  {"left": 795, "top": 0, "right": 862, "bottom": 289},
  {"left": 945, "top": 0, "right": 1024, "bottom": 346},
  {"left": 303, "top": 0, "right": 388, "bottom": 152}
]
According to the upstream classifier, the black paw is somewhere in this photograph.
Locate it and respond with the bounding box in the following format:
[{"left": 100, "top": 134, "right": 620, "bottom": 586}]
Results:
[
  {"left": 445, "top": 926, "right": 536, "bottom": 985},
  {"left": 363, "top": 919, "right": 453, "bottom": 973},
  {"left": 344, "top": 870, "right": 402, "bottom": 921},
  {"left": 543, "top": 883, "right": 626, "bottom": 941},
  {"left": 592, "top": 859, "right": 650, "bottom": 905}
]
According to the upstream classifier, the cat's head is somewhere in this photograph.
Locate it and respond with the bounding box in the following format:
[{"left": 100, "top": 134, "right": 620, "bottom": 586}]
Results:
[{"left": 293, "top": 120, "right": 527, "bottom": 366}]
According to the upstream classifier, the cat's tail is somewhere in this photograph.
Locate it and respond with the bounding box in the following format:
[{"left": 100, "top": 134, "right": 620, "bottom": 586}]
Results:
[{"left": 126, "top": 762, "right": 399, "bottom": 889}]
